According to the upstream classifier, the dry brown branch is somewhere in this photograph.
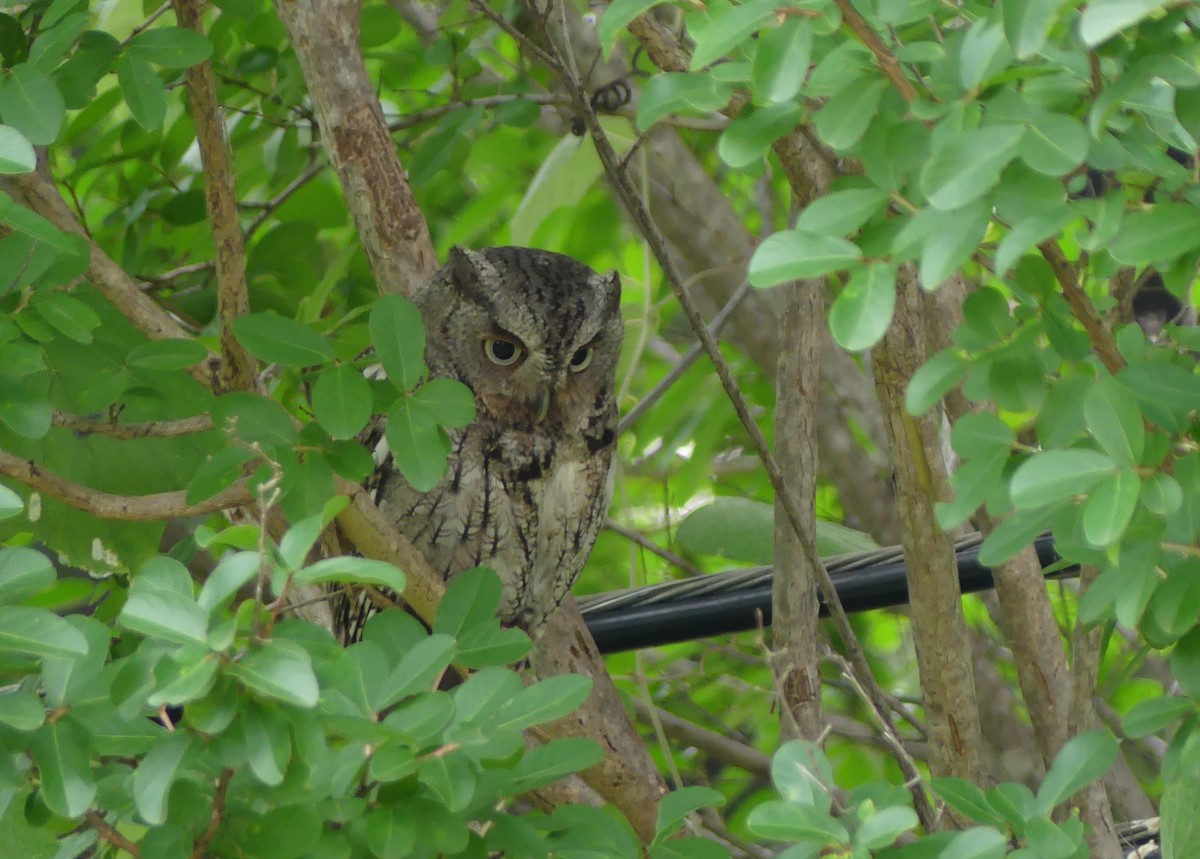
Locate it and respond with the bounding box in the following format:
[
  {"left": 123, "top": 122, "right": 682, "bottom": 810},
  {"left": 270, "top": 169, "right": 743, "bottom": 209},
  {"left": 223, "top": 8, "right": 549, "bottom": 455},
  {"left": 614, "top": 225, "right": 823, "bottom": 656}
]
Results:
[
  {"left": 272, "top": 0, "right": 438, "bottom": 296},
  {"left": 544, "top": 6, "right": 935, "bottom": 828},
  {"left": 52, "top": 411, "right": 214, "bottom": 439},
  {"left": 0, "top": 449, "right": 253, "bottom": 520},
  {"left": 870, "top": 266, "right": 983, "bottom": 787},
  {"left": 193, "top": 767, "right": 233, "bottom": 858},
  {"left": 173, "top": 0, "right": 256, "bottom": 393},
  {"left": 85, "top": 810, "right": 141, "bottom": 856},
  {"left": 1039, "top": 240, "right": 1125, "bottom": 374},
  {"left": 628, "top": 695, "right": 771, "bottom": 778}
]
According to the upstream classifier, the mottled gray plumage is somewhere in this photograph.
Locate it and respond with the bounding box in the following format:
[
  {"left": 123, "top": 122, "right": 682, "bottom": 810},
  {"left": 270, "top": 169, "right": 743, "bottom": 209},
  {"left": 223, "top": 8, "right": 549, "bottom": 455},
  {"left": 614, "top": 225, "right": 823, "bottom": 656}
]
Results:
[{"left": 338, "top": 246, "right": 622, "bottom": 641}]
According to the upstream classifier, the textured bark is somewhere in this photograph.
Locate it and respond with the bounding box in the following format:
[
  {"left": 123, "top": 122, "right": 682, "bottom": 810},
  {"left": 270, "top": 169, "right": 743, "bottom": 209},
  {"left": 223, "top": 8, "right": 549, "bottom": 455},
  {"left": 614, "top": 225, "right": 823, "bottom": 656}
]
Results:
[
  {"left": 272, "top": 0, "right": 437, "bottom": 296},
  {"left": 870, "top": 266, "right": 983, "bottom": 784}
]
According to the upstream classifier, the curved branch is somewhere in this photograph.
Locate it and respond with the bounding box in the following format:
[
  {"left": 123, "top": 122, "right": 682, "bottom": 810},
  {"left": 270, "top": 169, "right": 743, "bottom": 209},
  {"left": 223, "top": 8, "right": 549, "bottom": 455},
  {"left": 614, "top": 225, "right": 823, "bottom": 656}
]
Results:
[
  {"left": 0, "top": 449, "right": 252, "bottom": 520},
  {"left": 52, "top": 411, "right": 214, "bottom": 439}
]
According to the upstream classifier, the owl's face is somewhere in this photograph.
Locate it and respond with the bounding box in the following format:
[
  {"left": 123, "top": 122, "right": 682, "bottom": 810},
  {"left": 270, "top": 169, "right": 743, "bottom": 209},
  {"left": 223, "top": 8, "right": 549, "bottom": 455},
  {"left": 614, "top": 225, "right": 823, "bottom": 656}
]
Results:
[{"left": 414, "top": 246, "right": 622, "bottom": 434}]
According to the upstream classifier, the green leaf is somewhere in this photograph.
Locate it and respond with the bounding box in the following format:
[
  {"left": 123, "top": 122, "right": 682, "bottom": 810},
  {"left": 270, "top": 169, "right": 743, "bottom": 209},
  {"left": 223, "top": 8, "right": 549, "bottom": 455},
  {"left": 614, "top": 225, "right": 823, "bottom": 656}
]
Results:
[
  {"left": 312, "top": 363, "right": 372, "bottom": 440},
  {"left": 771, "top": 740, "right": 834, "bottom": 808},
  {"left": 815, "top": 78, "right": 887, "bottom": 151},
  {"left": 41, "top": 615, "right": 109, "bottom": 708},
  {"left": 127, "top": 27, "right": 212, "bottom": 68},
  {"left": 126, "top": 338, "right": 208, "bottom": 370},
  {"left": 978, "top": 506, "right": 1057, "bottom": 566},
  {"left": 242, "top": 805, "right": 323, "bottom": 859},
  {"left": 0, "top": 64, "right": 64, "bottom": 145},
  {"left": 748, "top": 230, "right": 861, "bottom": 287},
  {"left": 719, "top": 102, "right": 801, "bottom": 168},
  {"left": 295, "top": 556, "right": 406, "bottom": 594},
  {"left": 27, "top": 13, "right": 86, "bottom": 71},
  {"left": 919, "top": 125, "right": 1024, "bottom": 210},
  {"left": 1109, "top": 204, "right": 1200, "bottom": 265},
  {"left": 932, "top": 777, "right": 1009, "bottom": 827},
  {"left": 132, "top": 733, "right": 189, "bottom": 825},
  {"left": 1123, "top": 697, "right": 1195, "bottom": 738},
  {"left": 0, "top": 547, "right": 54, "bottom": 603},
  {"left": 412, "top": 377, "right": 476, "bottom": 428},
  {"left": 0, "top": 124, "right": 34, "bottom": 173},
  {"left": 418, "top": 750, "right": 475, "bottom": 812},
  {"left": 1079, "top": 0, "right": 1169, "bottom": 46},
  {"left": 905, "top": 349, "right": 968, "bottom": 415},
  {"left": 656, "top": 786, "right": 726, "bottom": 839},
  {"left": 1019, "top": 114, "right": 1089, "bottom": 176},
  {"left": 120, "top": 588, "right": 209, "bottom": 647},
  {"left": 1002, "top": 0, "right": 1063, "bottom": 58},
  {"left": 637, "top": 72, "right": 735, "bottom": 129},
  {"left": 677, "top": 497, "right": 773, "bottom": 564},
  {"left": 227, "top": 640, "right": 319, "bottom": 708},
  {"left": 1163, "top": 770, "right": 1200, "bottom": 859},
  {"left": 512, "top": 134, "right": 604, "bottom": 246},
  {"left": 0, "top": 373, "right": 50, "bottom": 438},
  {"left": 494, "top": 674, "right": 592, "bottom": 732},
  {"left": 1034, "top": 730, "right": 1117, "bottom": 812},
  {"left": 243, "top": 702, "right": 290, "bottom": 786},
  {"left": 688, "top": 0, "right": 777, "bottom": 70},
  {"left": 598, "top": 0, "right": 671, "bottom": 57},
  {"left": 1171, "top": 627, "right": 1200, "bottom": 699},
  {"left": 232, "top": 312, "right": 333, "bottom": 367},
  {"left": 28, "top": 718, "right": 95, "bottom": 818},
  {"left": 211, "top": 391, "right": 297, "bottom": 449},
  {"left": 752, "top": 18, "right": 812, "bottom": 103},
  {"left": 1082, "top": 468, "right": 1140, "bottom": 546},
  {"left": 376, "top": 633, "right": 456, "bottom": 710},
  {"left": 857, "top": 805, "right": 919, "bottom": 849},
  {"left": 1009, "top": 449, "right": 1116, "bottom": 508},
  {"left": 370, "top": 294, "right": 426, "bottom": 391},
  {"left": 958, "top": 19, "right": 1011, "bottom": 91},
  {"left": 938, "top": 827, "right": 1008, "bottom": 859},
  {"left": 0, "top": 606, "right": 88, "bottom": 657},
  {"left": 30, "top": 292, "right": 100, "bottom": 344},
  {"left": 186, "top": 446, "right": 255, "bottom": 505},
  {"left": 196, "top": 551, "right": 258, "bottom": 614},
  {"left": 0, "top": 689, "right": 44, "bottom": 731},
  {"left": 434, "top": 566, "right": 503, "bottom": 637},
  {"left": 0, "top": 483, "right": 21, "bottom": 521},
  {"left": 828, "top": 262, "right": 895, "bottom": 351},
  {"left": 366, "top": 806, "right": 416, "bottom": 859},
  {"left": 746, "top": 800, "right": 848, "bottom": 843},
  {"left": 115, "top": 52, "right": 166, "bottom": 130},
  {"left": 794, "top": 188, "right": 889, "bottom": 237},
  {"left": 385, "top": 397, "right": 449, "bottom": 492},
  {"left": 509, "top": 738, "right": 604, "bottom": 792}
]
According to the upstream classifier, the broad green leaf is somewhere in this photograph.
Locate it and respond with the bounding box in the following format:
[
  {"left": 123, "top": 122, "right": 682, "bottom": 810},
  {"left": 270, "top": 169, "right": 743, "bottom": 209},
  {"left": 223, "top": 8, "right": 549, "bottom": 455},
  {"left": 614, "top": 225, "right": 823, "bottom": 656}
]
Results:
[
  {"left": 905, "top": 348, "right": 968, "bottom": 414},
  {"left": 116, "top": 52, "right": 166, "bottom": 130},
  {"left": 41, "top": 615, "right": 109, "bottom": 708},
  {"left": 1002, "top": 0, "right": 1064, "bottom": 58},
  {"left": 434, "top": 566, "right": 503, "bottom": 637},
  {"left": 385, "top": 397, "right": 448, "bottom": 492},
  {"left": 937, "top": 827, "right": 1008, "bottom": 859},
  {"left": 746, "top": 800, "right": 849, "bottom": 843},
  {"left": 1144, "top": 561, "right": 1200, "bottom": 647},
  {"left": 413, "top": 377, "right": 476, "bottom": 428},
  {"left": 795, "top": 188, "right": 888, "bottom": 237},
  {"left": 1123, "top": 697, "right": 1195, "bottom": 738},
  {"left": 295, "top": 556, "right": 406, "bottom": 593},
  {"left": 688, "top": 0, "right": 777, "bottom": 70},
  {"left": 1082, "top": 467, "right": 1140, "bottom": 546},
  {"left": 1110, "top": 204, "right": 1200, "bottom": 265},
  {"left": 243, "top": 702, "right": 290, "bottom": 786},
  {"left": 919, "top": 125, "right": 1024, "bottom": 210},
  {"left": 1009, "top": 449, "right": 1116, "bottom": 508},
  {"left": 748, "top": 230, "right": 861, "bottom": 287},
  {"left": 0, "top": 689, "right": 43, "bottom": 731},
  {"left": 718, "top": 102, "right": 801, "bottom": 168},
  {"left": 0, "top": 606, "right": 88, "bottom": 657},
  {"left": 242, "top": 805, "right": 323, "bottom": 859},
  {"left": 494, "top": 674, "right": 593, "bottom": 732},
  {"left": 0, "top": 64, "right": 64, "bottom": 145},
  {"left": 126, "top": 338, "right": 208, "bottom": 370},
  {"left": 828, "top": 262, "right": 895, "bottom": 351},
  {"left": 312, "top": 363, "right": 372, "bottom": 439},
  {"left": 28, "top": 718, "right": 95, "bottom": 818},
  {"left": 147, "top": 649, "right": 219, "bottom": 705},
  {"left": 1, "top": 202, "right": 84, "bottom": 254},
  {"left": 1143, "top": 473, "right": 1183, "bottom": 516},
  {"left": 370, "top": 294, "right": 426, "bottom": 391},
  {"left": 0, "top": 546, "right": 54, "bottom": 603},
  {"left": 27, "top": 12, "right": 87, "bottom": 70},
  {"left": 227, "top": 640, "right": 319, "bottom": 708},
  {"left": 1079, "top": 0, "right": 1169, "bottom": 46},
  {"left": 383, "top": 691, "right": 454, "bottom": 747},
  {"left": 196, "top": 551, "right": 258, "bottom": 614},
  {"left": 1083, "top": 375, "right": 1144, "bottom": 464},
  {"left": 377, "top": 633, "right": 456, "bottom": 709},
  {"left": 752, "top": 19, "right": 811, "bottom": 103},
  {"left": 677, "top": 497, "right": 773, "bottom": 564},
  {"left": 651, "top": 839, "right": 740, "bottom": 859},
  {"left": 598, "top": 0, "right": 671, "bottom": 57},
  {"left": 509, "top": 738, "right": 605, "bottom": 793},
  {"left": 0, "top": 124, "right": 33, "bottom": 173},
  {"left": 978, "top": 506, "right": 1057, "bottom": 566},
  {"left": 512, "top": 134, "right": 603, "bottom": 246},
  {"left": 815, "top": 78, "right": 887, "bottom": 150},
  {"left": 418, "top": 750, "right": 475, "bottom": 812},
  {"left": 932, "top": 777, "right": 1009, "bottom": 827},
  {"left": 127, "top": 27, "right": 212, "bottom": 68},
  {"left": 0, "top": 372, "right": 50, "bottom": 438},
  {"left": 366, "top": 807, "right": 417, "bottom": 859},
  {"left": 0, "top": 483, "right": 19, "bottom": 521},
  {"left": 636, "top": 72, "right": 735, "bottom": 130},
  {"left": 232, "top": 312, "right": 333, "bottom": 367},
  {"left": 30, "top": 292, "right": 99, "bottom": 344},
  {"left": 959, "top": 19, "right": 1011, "bottom": 91},
  {"left": 185, "top": 445, "right": 255, "bottom": 505},
  {"left": 857, "top": 806, "right": 919, "bottom": 849},
  {"left": 1163, "top": 772, "right": 1200, "bottom": 859},
  {"left": 454, "top": 623, "right": 532, "bottom": 668},
  {"left": 132, "top": 733, "right": 189, "bottom": 825},
  {"left": 656, "top": 786, "right": 726, "bottom": 839},
  {"left": 211, "top": 391, "right": 297, "bottom": 449},
  {"left": 1020, "top": 114, "right": 1089, "bottom": 176},
  {"left": 771, "top": 740, "right": 834, "bottom": 809},
  {"left": 120, "top": 589, "right": 208, "bottom": 647},
  {"left": 1034, "top": 730, "right": 1117, "bottom": 812},
  {"left": 952, "top": 412, "right": 1016, "bottom": 460}
]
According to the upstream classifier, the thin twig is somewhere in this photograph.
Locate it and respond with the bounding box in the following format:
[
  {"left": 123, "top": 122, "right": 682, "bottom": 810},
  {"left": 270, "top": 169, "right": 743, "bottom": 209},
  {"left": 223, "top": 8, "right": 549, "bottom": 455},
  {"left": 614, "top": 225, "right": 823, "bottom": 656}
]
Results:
[
  {"left": 603, "top": 517, "right": 701, "bottom": 577},
  {"left": 834, "top": 0, "right": 918, "bottom": 103},
  {"left": 85, "top": 811, "right": 141, "bottom": 856},
  {"left": 193, "top": 768, "right": 233, "bottom": 857},
  {"left": 139, "top": 260, "right": 214, "bottom": 288},
  {"left": 246, "top": 159, "right": 327, "bottom": 238},
  {"left": 0, "top": 449, "right": 254, "bottom": 520},
  {"left": 52, "top": 411, "right": 214, "bottom": 439},
  {"left": 124, "top": 2, "right": 171, "bottom": 45},
  {"left": 1039, "top": 240, "right": 1125, "bottom": 374}
]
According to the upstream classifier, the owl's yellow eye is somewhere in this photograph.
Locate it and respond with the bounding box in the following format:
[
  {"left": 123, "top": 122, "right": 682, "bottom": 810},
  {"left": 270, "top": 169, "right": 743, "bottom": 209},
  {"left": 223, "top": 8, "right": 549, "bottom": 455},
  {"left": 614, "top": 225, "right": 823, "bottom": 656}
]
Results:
[
  {"left": 568, "top": 346, "right": 593, "bottom": 372},
  {"left": 483, "top": 337, "right": 524, "bottom": 366}
]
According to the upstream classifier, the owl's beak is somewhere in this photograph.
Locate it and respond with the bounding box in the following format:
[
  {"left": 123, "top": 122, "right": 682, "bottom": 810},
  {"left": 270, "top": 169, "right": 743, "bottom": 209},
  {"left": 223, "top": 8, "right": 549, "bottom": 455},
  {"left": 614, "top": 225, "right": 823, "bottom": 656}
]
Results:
[{"left": 534, "top": 390, "right": 551, "bottom": 424}]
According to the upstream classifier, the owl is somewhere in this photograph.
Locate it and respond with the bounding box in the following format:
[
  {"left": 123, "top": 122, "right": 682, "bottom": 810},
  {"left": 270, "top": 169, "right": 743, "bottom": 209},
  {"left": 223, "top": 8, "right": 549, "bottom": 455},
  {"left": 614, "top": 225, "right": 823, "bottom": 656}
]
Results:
[{"left": 338, "top": 246, "right": 622, "bottom": 641}]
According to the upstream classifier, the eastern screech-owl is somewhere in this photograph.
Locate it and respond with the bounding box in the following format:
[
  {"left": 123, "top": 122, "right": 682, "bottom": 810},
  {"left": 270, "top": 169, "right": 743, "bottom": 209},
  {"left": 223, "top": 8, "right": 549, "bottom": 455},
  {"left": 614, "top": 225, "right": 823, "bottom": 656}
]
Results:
[{"left": 338, "top": 246, "right": 622, "bottom": 642}]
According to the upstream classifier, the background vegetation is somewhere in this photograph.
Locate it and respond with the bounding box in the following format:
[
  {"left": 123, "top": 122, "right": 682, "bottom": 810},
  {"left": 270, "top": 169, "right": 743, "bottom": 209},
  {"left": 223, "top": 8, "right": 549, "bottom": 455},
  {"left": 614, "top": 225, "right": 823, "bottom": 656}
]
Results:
[{"left": 0, "top": 0, "right": 1197, "bottom": 856}]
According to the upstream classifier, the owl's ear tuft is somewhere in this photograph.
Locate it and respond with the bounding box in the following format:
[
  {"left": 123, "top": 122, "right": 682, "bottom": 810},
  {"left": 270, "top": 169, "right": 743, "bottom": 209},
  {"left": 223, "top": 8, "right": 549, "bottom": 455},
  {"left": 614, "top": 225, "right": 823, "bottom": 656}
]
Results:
[
  {"left": 448, "top": 246, "right": 488, "bottom": 287},
  {"left": 599, "top": 270, "right": 621, "bottom": 310}
]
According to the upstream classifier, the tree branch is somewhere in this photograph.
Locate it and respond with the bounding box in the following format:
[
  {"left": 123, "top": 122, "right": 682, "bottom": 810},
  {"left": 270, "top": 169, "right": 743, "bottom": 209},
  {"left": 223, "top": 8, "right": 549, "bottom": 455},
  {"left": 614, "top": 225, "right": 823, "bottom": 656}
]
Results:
[
  {"left": 1039, "top": 240, "right": 1125, "bottom": 374},
  {"left": 0, "top": 449, "right": 253, "bottom": 520},
  {"left": 85, "top": 810, "right": 141, "bottom": 856},
  {"left": 52, "top": 411, "right": 214, "bottom": 439}
]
